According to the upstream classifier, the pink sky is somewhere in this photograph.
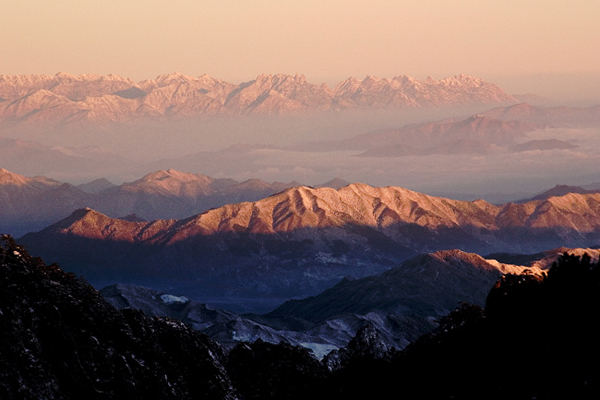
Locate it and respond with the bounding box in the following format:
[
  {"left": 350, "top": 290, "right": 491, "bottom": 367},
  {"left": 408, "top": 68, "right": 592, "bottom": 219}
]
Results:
[{"left": 2, "top": 0, "right": 599, "bottom": 100}]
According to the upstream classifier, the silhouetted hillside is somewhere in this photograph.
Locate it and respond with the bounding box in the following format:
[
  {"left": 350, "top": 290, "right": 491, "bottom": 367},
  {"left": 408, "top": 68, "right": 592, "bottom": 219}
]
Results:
[
  {"left": 320, "top": 252, "right": 600, "bottom": 399},
  {"left": 2, "top": 235, "right": 599, "bottom": 399},
  {"left": 0, "top": 235, "right": 238, "bottom": 399}
]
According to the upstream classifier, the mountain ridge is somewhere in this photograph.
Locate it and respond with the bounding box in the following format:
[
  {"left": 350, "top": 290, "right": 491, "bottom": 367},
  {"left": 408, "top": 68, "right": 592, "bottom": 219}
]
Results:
[
  {"left": 17, "top": 181, "right": 600, "bottom": 309},
  {"left": 22, "top": 181, "right": 600, "bottom": 248},
  {"left": 0, "top": 168, "right": 326, "bottom": 237},
  {"left": 0, "top": 72, "right": 517, "bottom": 125}
]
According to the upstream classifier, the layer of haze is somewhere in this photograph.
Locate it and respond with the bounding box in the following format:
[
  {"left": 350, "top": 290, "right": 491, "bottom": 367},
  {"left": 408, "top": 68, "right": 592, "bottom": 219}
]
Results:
[
  {"left": 2, "top": 0, "right": 600, "bottom": 202},
  {"left": 1, "top": 0, "right": 599, "bottom": 101}
]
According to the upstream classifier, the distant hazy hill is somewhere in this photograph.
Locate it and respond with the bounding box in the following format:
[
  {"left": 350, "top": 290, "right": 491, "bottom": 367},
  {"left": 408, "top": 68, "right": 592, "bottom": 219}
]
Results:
[
  {"left": 0, "top": 137, "right": 137, "bottom": 178},
  {"left": 292, "top": 113, "right": 538, "bottom": 152},
  {"left": 515, "top": 184, "right": 600, "bottom": 203},
  {"left": 293, "top": 104, "right": 599, "bottom": 157},
  {"left": 0, "top": 168, "right": 93, "bottom": 236},
  {"left": 75, "top": 177, "right": 116, "bottom": 194},
  {"left": 481, "top": 101, "right": 600, "bottom": 126}
]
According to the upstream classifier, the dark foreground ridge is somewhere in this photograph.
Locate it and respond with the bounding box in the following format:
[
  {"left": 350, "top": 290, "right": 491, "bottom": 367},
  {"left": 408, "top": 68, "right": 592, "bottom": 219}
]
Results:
[
  {"left": 1, "top": 235, "right": 600, "bottom": 399},
  {"left": 0, "top": 235, "right": 239, "bottom": 399}
]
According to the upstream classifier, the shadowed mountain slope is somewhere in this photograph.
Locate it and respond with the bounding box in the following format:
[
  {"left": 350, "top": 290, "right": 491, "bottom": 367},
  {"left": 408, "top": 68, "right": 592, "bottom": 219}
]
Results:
[
  {"left": 4, "top": 234, "right": 599, "bottom": 399},
  {"left": 320, "top": 252, "right": 600, "bottom": 399},
  {"left": 0, "top": 235, "right": 239, "bottom": 400},
  {"left": 269, "top": 250, "right": 538, "bottom": 324},
  {"left": 18, "top": 183, "right": 600, "bottom": 311},
  {"left": 100, "top": 249, "right": 542, "bottom": 352}
]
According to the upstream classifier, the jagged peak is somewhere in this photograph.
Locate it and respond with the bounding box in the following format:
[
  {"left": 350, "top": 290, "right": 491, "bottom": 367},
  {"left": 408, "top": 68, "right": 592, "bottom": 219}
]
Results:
[
  {"left": 504, "top": 102, "right": 538, "bottom": 113},
  {"left": 342, "top": 182, "right": 375, "bottom": 192},
  {"left": 21, "top": 88, "right": 68, "bottom": 100},
  {"left": 255, "top": 73, "right": 273, "bottom": 83},
  {"left": 294, "top": 73, "right": 306, "bottom": 83},
  {"left": 545, "top": 192, "right": 594, "bottom": 206},
  {"left": 0, "top": 167, "right": 17, "bottom": 175},
  {"left": 439, "top": 74, "right": 486, "bottom": 86},
  {"left": 52, "top": 72, "right": 132, "bottom": 83},
  {"left": 133, "top": 169, "right": 213, "bottom": 185},
  {"left": 54, "top": 71, "right": 78, "bottom": 80},
  {"left": 339, "top": 76, "right": 362, "bottom": 84},
  {"left": 0, "top": 169, "right": 60, "bottom": 187},
  {"left": 332, "top": 76, "right": 362, "bottom": 91},
  {"left": 51, "top": 207, "right": 108, "bottom": 227},
  {"left": 316, "top": 177, "right": 350, "bottom": 190},
  {"left": 0, "top": 168, "right": 28, "bottom": 185},
  {"left": 39, "top": 207, "right": 149, "bottom": 237},
  {"left": 154, "top": 72, "right": 197, "bottom": 85},
  {"left": 277, "top": 184, "right": 320, "bottom": 195},
  {"left": 0, "top": 74, "right": 55, "bottom": 86},
  {"left": 465, "top": 114, "right": 492, "bottom": 122},
  {"left": 362, "top": 75, "right": 382, "bottom": 83},
  {"left": 430, "top": 249, "right": 486, "bottom": 262},
  {"left": 196, "top": 73, "right": 225, "bottom": 84}
]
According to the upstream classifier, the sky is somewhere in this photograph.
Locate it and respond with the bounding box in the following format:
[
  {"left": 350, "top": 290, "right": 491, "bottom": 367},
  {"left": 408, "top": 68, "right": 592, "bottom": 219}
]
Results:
[{"left": 1, "top": 0, "right": 599, "bottom": 100}]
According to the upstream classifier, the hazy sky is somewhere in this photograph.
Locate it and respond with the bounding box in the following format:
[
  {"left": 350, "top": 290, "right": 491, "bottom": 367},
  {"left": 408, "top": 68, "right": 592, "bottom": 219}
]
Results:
[{"left": 1, "top": 0, "right": 599, "bottom": 99}]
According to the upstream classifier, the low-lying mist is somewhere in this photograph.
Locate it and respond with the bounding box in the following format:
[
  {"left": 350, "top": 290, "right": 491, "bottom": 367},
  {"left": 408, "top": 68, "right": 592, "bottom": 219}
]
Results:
[{"left": 3, "top": 105, "right": 600, "bottom": 202}]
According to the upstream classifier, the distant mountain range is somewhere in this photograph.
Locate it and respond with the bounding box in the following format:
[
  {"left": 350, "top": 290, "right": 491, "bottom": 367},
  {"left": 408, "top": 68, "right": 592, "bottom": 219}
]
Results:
[
  {"left": 516, "top": 184, "right": 600, "bottom": 203},
  {"left": 1, "top": 168, "right": 345, "bottom": 237},
  {"left": 18, "top": 181, "right": 600, "bottom": 311},
  {"left": 291, "top": 102, "right": 600, "bottom": 157},
  {"left": 0, "top": 72, "right": 516, "bottom": 126}
]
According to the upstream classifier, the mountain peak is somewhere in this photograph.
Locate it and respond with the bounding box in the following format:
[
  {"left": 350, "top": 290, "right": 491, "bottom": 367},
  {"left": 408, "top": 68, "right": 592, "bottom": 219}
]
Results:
[
  {"left": 316, "top": 177, "right": 350, "bottom": 190},
  {"left": 32, "top": 207, "right": 154, "bottom": 242},
  {"left": 154, "top": 72, "right": 196, "bottom": 85},
  {"left": 54, "top": 71, "right": 77, "bottom": 80},
  {"left": 139, "top": 169, "right": 212, "bottom": 183},
  {"left": 0, "top": 169, "right": 30, "bottom": 185}
]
